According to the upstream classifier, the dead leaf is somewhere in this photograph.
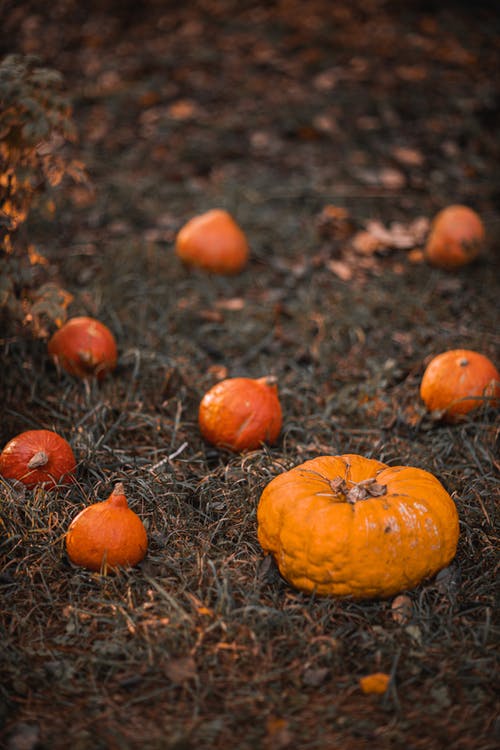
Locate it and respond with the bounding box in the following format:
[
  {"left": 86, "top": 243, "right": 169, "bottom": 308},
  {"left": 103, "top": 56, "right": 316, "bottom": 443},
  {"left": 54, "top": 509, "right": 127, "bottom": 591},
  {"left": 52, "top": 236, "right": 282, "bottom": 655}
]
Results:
[
  {"left": 167, "top": 99, "right": 198, "bottom": 120},
  {"left": 265, "top": 716, "right": 293, "bottom": 749},
  {"left": 326, "top": 259, "right": 353, "bottom": 281},
  {"left": 391, "top": 146, "right": 424, "bottom": 167},
  {"left": 164, "top": 656, "right": 197, "bottom": 684},
  {"left": 198, "top": 309, "right": 224, "bottom": 323},
  {"left": 302, "top": 666, "right": 330, "bottom": 687},
  {"left": 359, "top": 672, "right": 390, "bottom": 695},
  {"left": 29, "top": 282, "right": 74, "bottom": 330},
  {"left": 378, "top": 167, "right": 406, "bottom": 189},
  {"left": 391, "top": 594, "right": 413, "bottom": 624},
  {"left": 351, "top": 230, "right": 382, "bottom": 255},
  {"left": 215, "top": 297, "right": 245, "bottom": 311},
  {"left": 207, "top": 364, "right": 228, "bottom": 381}
]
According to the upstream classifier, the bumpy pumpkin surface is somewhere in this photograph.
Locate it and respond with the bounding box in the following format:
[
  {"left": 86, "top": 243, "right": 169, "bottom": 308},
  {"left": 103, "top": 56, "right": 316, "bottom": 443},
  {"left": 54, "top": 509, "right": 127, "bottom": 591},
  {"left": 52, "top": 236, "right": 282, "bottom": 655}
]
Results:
[
  {"left": 66, "top": 483, "right": 148, "bottom": 572},
  {"left": 0, "top": 429, "right": 76, "bottom": 489},
  {"left": 424, "top": 204, "right": 484, "bottom": 269},
  {"left": 420, "top": 349, "right": 499, "bottom": 419},
  {"left": 257, "top": 454, "right": 459, "bottom": 599},
  {"left": 199, "top": 376, "right": 282, "bottom": 452},
  {"left": 48, "top": 316, "right": 118, "bottom": 380},
  {"left": 175, "top": 209, "right": 249, "bottom": 274}
]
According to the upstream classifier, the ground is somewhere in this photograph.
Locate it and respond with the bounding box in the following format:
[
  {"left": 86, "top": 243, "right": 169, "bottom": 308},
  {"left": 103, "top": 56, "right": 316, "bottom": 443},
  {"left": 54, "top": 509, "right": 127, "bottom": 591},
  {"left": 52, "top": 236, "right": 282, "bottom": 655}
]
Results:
[{"left": 1, "top": 1, "right": 499, "bottom": 749}]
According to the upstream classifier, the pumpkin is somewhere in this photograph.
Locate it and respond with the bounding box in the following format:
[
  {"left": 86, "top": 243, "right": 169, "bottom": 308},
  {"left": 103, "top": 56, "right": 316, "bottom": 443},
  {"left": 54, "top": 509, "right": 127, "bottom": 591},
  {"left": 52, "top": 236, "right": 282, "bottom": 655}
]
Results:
[
  {"left": 65, "top": 483, "right": 148, "bottom": 572},
  {"left": 257, "top": 453, "right": 459, "bottom": 599},
  {"left": 420, "top": 349, "right": 499, "bottom": 420},
  {"left": 48, "top": 316, "right": 118, "bottom": 380},
  {"left": 424, "top": 205, "right": 484, "bottom": 269},
  {"left": 175, "top": 209, "right": 249, "bottom": 274},
  {"left": 199, "top": 376, "right": 282, "bottom": 452},
  {"left": 0, "top": 429, "right": 76, "bottom": 489}
]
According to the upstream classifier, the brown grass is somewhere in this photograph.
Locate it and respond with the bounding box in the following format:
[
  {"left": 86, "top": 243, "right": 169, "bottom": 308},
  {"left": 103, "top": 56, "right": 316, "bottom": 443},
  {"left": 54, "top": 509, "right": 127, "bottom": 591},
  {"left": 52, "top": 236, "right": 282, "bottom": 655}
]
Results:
[{"left": 1, "top": 1, "right": 500, "bottom": 748}]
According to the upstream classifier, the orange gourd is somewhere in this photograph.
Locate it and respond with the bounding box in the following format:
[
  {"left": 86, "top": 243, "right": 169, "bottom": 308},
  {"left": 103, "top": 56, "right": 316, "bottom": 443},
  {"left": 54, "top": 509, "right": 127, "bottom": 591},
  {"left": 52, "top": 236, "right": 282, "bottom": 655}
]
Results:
[
  {"left": 199, "top": 376, "right": 282, "bottom": 452},
  {"left": 48, "top": 316, "right": 118, "bottom": 380},
  {"left": 424, "top": 205, "right": 485, "bottom": 269},
  {"left": 420, "top": 349, "right": 499, "bottom": 420},
  {"left": 175, "top": 209, "right": 249, "bottom": 274},
  {"left": 65, "top": 483, "right": 148, "bottom": 573},
  {"left": 257, "top": 454, "right": 459, "bottom": 599},
  {"left": 0, "top": 429, "right": 76, "bottom": 489}
]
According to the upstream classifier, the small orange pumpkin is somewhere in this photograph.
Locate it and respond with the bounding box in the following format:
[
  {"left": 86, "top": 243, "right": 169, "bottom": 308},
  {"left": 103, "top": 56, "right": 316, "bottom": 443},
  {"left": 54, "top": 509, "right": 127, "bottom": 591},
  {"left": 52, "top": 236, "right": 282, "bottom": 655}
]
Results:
[
  {"left": 175, "top": 209, "right": 249, "bottom": 274},
  {"left": 0, "top": 429, "right": 76, "bottom": 489},
  {"left": 420, "top": 349, "right": 499, "bottom": 420},
  {"left": 424, "top": 205, "right": 485, "bottom": 269},
  {"left": 257, "top": 454, "right": 459, "bottom": 599},
  {"left": 199, "top": 376, "right": 282, "bottom": 452},
  {"left": 65, "top": 483, "right": 148, "bottom": 572},
  {"left": 48, "top": 316, "right": 118, "bottom": 380}
]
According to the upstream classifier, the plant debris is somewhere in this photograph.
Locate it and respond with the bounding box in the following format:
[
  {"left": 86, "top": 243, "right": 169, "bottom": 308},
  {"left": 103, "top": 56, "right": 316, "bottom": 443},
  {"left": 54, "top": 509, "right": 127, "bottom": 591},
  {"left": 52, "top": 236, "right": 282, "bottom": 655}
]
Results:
[{"left": 1, "top": 1, "right": 499, "bottom": 748}]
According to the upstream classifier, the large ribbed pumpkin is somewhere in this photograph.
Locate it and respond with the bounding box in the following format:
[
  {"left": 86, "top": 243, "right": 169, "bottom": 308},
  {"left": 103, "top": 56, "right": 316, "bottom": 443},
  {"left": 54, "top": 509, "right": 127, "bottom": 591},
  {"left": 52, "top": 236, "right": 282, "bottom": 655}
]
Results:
[{"left": 257, "top": 454, "right": 459, "bottom": 599}]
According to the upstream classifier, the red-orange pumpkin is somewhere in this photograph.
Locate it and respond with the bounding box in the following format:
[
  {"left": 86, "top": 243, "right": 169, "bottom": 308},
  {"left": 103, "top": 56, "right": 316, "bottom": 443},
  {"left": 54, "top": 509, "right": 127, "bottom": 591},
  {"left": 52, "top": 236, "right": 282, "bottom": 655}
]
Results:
[
  {"left": 420, "top": 349, "right": 499, "bottom": 420},
  {"left": 199, "top": 376, "right": 282, "bottom": 452},
  {"left": 65, "top": 483, "right": 148, "bottom": 572},
  {"left": 48, "top": 316, "right": 117, "bottom": 380},
  {"left": 424, "top": 205, "right": 485, "bottom": 269},
  {"left": 175, "top": 209, "right": 249, "bottom": 274},
  {"left": 0, "top": 429, "right": 76, "bottom": 489}
]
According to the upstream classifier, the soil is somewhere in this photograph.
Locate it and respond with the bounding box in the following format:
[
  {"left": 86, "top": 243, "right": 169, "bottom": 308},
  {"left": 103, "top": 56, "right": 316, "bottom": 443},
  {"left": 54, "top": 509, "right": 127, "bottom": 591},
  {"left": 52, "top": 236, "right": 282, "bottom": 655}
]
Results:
[{"left": 1, "top": 2, "right": 499, "bottom": 749}]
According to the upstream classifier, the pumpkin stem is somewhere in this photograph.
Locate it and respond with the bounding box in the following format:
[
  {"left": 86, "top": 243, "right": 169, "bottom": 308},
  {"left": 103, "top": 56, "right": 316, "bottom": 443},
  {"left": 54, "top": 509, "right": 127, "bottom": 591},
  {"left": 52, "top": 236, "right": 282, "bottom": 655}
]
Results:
[
  {"left": 330, "top": 476, "right": 387, "bottom": 504},
  {"left": 257, "top": 375, "right": 278, "bottom": 387},
  {"left": 78, "top": 350, "right": 98, "bottom": 372},
  {"left": 108, "top": 482, "right": 128, "bottom": 508},
  {"left": 27, "top": 450, "right": 49, "bottom": 469}
]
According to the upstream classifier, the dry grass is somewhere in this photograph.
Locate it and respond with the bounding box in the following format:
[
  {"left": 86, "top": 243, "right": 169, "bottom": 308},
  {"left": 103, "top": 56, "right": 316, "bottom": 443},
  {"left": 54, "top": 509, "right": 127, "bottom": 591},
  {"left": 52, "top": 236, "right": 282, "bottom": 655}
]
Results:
[{"left": 1, "top": 1, "right": 500, "bottom": 748}]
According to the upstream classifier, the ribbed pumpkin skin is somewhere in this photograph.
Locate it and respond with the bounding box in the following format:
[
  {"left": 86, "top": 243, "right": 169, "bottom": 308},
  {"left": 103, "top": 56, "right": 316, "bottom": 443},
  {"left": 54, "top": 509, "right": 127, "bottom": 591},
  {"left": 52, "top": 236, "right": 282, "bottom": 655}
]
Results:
[
  {"left": 199, "top": 376, "right": 282, "bottom": 452},
  {"left": 0, "top": 429, "right": 76, "bottom": 489},
  {"left": 175, "top": 209, "right": 249, "bottom": 274},
  {"left": 424, "top": 205, "right": 484, "bottom": 269},
  {"left": 48, "top": 316, "right": 118, "bottom": 380},
  {"left": 420, "top": 349, "right": 499, "bottom": 419},
  {"left": 257, "top": 454, "right": 459, "bottom": 600},
  {"left": 66, "top": 485, "right": 147, "bottom": 572}
]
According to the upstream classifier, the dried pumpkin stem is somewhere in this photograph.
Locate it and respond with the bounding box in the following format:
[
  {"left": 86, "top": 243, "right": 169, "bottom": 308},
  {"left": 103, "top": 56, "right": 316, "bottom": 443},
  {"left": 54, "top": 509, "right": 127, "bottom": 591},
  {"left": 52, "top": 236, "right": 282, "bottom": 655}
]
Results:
[
  {"left": 27, "top": 450, "right": 49, "bottom": 469},
  {"left": 257, "top": 375, "right": 278, "bottom": 387},
  {"left": 330, "top": 476, "right": 387, "bottom": 504}
]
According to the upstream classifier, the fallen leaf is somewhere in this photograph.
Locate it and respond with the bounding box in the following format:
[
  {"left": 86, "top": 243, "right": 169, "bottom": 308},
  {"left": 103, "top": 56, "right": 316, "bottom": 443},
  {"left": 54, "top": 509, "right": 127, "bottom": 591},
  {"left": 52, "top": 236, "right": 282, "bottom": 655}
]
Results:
[
  {"left": 302, "top": 666, "right": 330, "bottom": 687},
  {"left": 164, "top": 656, "right": 197, "bottom": 684},
  {"left": 265, "top": 716, "right": 293, "bottom": 749},
  {"left": 215, "top": 297, "right": 245, "bottom": 311},
  {"left": 167, "top": 99, "right": 198, "bottom": 120},
  {"left": 359, "top": 672, "right": 390, "bottom": 695},
  {"left": 207, "top": 364, "right": 228, "bottom": 380},
  {"left": 391, "top": 594, "right": 413, "bottom": 624},
  {"left": 391, "top": 146, "right": 424, "bottom": 167},
  {"left": 326, "top": 259, "right": 353, "bottom": 281},
  {"left": 378, "top": 167, "right": 406, "bottom": 189},
  {"left": 351, "top": 230, "right": 382, "bottom": 255}
]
